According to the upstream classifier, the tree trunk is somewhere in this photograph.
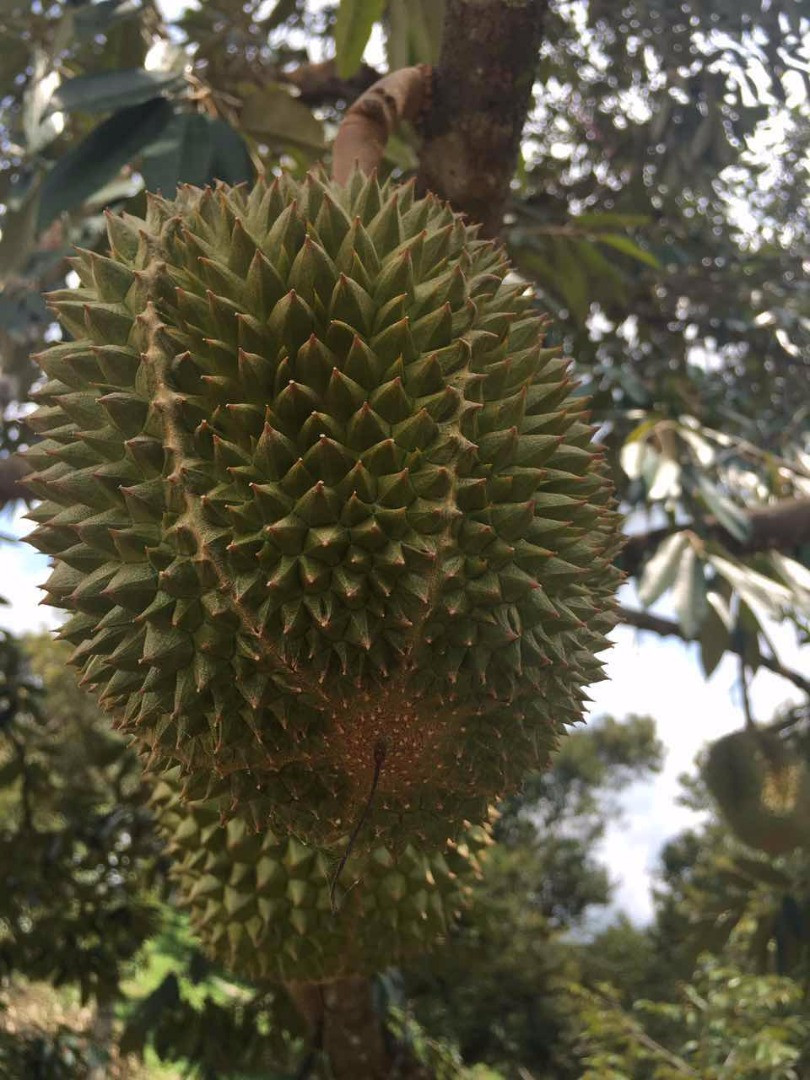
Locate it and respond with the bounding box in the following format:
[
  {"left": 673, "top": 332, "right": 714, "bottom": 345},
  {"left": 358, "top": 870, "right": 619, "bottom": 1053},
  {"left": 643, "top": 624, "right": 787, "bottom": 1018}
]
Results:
[
  {"left": 287, "top": 977, "right": 431, "bottom": 1080},
  {"left": 417, "top": 0, "right": 548, "bottom": 235}
]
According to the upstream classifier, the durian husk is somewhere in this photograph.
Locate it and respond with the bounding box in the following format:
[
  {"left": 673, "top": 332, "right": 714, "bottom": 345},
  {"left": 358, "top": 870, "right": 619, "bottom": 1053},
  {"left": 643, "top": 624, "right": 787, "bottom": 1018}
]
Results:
[
  {"left": 150, "top": 768, "right": 493, "bottom": 983},
  {"left": 25, "top": 169, "right": 622, "bottom": 850},
  {"left": 704, "top": 728, "right": 810, "bottom": 855}
]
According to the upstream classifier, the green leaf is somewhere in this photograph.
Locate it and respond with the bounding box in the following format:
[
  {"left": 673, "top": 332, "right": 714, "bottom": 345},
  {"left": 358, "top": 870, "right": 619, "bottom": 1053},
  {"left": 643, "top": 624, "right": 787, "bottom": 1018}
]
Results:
[
  {"left": 575, "top": 211, "right": 651, "bottom": 228},
  {"left": 598, "top": 233, "right": 661, "bottom": 269},
  {"left": 734, "top": 600, "right": 761, "bottom": 672},
  {"left": 141, "top": 112, "right": 215, "bottom": 193},
  {"left": 699, "top": 597, "right": 729, "bottom": 677},
  {"left": 673, "top": 545, "right": 707, "bottom": 639},
  {"left": 386, "top": 0, "right": 445, "bottom": 67},
  {"left": 638, "top": 532, "right": 690, "bottom": 607},
  {"left": 73, "top": 0, "right": 142, "bottom": 38},
  {"left": 209, "top": 118, "right": 254, "bottom": 185},
  {"left": 707, "top": 553, "right": 793, "bottom": 619},
  {"left": 38, "top": 97, "right": 173, "bottom": 229},
  {"left": 696, "top": 477, "right": 751, "bottom": 543},
  {"left": 574, "top": 238, "right": 628, "bottom": 305},
  {"left": 647, "top": 456, "right": 680, "bottom": 500},
  {"left": 0, "top": 183, "right": 41, "bottom": 281},
  {"left": 240, "top": 86, "right": 325, "bottom": 151},
  {"left": 770, "top": 552, "right": 810, "bottom": 606},
  {"left": 49, "top": 68, "right": 182, "bottom": 116},
  {"left": 334, "top": 0, "right": 385, "bottom": 78},
  {"left": 549, "top": 235, "right": 589, "bottom": 323}
]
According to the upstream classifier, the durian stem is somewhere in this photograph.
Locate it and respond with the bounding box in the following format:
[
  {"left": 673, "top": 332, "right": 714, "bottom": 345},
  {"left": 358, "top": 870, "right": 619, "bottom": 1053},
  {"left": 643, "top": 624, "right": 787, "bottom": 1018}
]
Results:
[
  {"left": 329, "top": 737, "right": 388, "bottom": 913},
  {"left": 331, "top": 65, "right": 432, "bottom": 184}
]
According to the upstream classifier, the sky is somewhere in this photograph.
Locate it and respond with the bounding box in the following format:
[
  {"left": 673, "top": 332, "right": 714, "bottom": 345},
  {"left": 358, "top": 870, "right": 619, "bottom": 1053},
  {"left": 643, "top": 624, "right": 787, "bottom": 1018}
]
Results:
[{"left": 1, "top": 504, "right": 803, "bottom": 924}]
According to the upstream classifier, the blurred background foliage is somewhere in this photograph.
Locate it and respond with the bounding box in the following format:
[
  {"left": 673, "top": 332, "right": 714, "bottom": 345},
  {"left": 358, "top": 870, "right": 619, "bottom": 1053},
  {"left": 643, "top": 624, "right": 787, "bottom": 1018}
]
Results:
[{"left": 0, "top": 0, "right": 808, "bottom": 1075}]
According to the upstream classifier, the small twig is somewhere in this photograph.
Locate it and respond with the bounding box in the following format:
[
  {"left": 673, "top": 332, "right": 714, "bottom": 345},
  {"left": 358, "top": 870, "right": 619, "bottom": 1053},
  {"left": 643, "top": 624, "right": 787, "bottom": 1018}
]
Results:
[
  {"left": 329, "top": 738, "right": 387, "bottom": 914},
  {"left": 331, "top": 65, "right": 432, "bottom": 183}
]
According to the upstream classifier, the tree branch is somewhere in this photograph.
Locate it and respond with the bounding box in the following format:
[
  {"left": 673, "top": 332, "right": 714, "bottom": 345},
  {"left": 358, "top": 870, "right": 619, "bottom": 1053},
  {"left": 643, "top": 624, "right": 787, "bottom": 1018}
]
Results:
[
  {"left": 281, "top": 59, "right": 381, "bottom": 106},
  {"left": 618, "top": 606, "right": 810, "bottom": 697},
  {"left": 416, "top": 0, "right": 548, "bottom": 235},
  {"left": 331, "top": 65, "right": 432, "bottom": 184},
  {"left": 620, "top": 497, "right": 810, "bottom": 577}
]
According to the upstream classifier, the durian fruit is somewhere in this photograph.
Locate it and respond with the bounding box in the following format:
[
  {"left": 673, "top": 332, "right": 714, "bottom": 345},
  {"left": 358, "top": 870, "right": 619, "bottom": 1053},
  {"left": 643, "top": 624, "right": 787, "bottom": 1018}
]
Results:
[
  {"left": 150, "top": 767, "right": 492, "bottom": 983},
  {"left": 25, "top": 170, "right": 621, "bottom": 850},
  {"left": 704, "top": 728, "right": 810, "bottom": 855}
]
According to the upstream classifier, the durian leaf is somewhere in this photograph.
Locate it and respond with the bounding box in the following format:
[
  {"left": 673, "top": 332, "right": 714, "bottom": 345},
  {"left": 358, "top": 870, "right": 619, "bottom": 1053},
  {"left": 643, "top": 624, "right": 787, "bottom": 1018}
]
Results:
[
  {"left": 574, "top": 211, "right": 652, "bottom": 228},
  {"left": 334, "top": 0, "right": 385, "bottom": 77},
  {"left": 142, "top": 113, "right": 253, "bottom": 192},
  {"left": 38, "top": 96, "right": 173, "bottom": 228},
  {"left": 72, "top": 0, "right": 142, "bottom": 38},
  {"left": 240, "top": 85, "right": 325, "bottom": 152},
  {"left": 699, "top": 596, "right": 729, "bottom": 677},
  {"left": 734, "top": 600, "right": 762, "bottom": 673},
  {"left": 769, "top": 552, "right": 810, "bottom": 608},
  {"left": 647, "top": 455, "right": 680, "bottom": 500},
  {"left": 673, "top": 544, "right": 707, "bottom": 639},
  {"left": 696, "top": 476, "right": 751, "bottom": 543},
  {"left": 0, "top": 181, "right": 40, "bottom": 281},
  {"left": 598, "top": 232, "right": 661, "bottom": 269},
  {"left": 209, "top": 118, "right": 255, "bottom": 185},
  {"left": 638, "top": 531, "right": 689, "bottom": 607},
  {"left": 386, "top": 0, "right": 444, "bottom": 68},
  {"left": 707, "top": 552, "right": 793, "bottom": 619},
  {"left": 548, "top": 235, "right": 589, "bottom": 323},
  {"left": 48, "top": 67, "right": 183, "bottom": 116},
  {"left": 141, "top": 112, "right": 215, "bottom": 193}
]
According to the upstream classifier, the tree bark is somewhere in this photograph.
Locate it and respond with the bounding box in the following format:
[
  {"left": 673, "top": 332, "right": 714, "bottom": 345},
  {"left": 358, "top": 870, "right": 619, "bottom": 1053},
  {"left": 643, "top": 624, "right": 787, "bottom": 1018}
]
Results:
[
  {"left": 416, "top": 0, "right": 548, "bottom": 235},
  {"left": 619, "top": 498, "right": 810, "bottom": 578},
  {"left": 287, "top": 977, "right": 430, "bottom": 1080}
]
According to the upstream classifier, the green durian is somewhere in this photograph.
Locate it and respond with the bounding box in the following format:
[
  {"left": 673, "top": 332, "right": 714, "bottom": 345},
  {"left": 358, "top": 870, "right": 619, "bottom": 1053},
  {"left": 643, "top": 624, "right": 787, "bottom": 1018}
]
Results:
[
  {"left": 25, "top": 170, "right": 621, "bottom": 849},
  {"left": 150, "top": 768, "right": 492, "bottom": 983},
  {"left": 704, "top": 728, "right": 810, "bottom": 855}
]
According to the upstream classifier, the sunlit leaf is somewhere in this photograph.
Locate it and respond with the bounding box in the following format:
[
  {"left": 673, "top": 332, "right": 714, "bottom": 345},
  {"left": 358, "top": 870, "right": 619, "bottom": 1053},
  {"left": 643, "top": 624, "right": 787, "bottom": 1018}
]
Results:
[
  {"left": 334, "top": 0, "right": 385, "bottom": 78},
  {"left": 648, "top": 456, "right": 681, "bottom": 500},
  {"left": 638, "top": 532, "right": 690, "bottom": 607},
  {"left": 697, "top": 477, "right": 751, "bottom": 543},
  {"left": 674, "top": 546, "right": 707, "bottom": 639},
  {"left": 708, "top": 553, "right": 793, "bottom": 619},
  {"left": 598, "top": 233, "right": 661, "bottom": 269}
]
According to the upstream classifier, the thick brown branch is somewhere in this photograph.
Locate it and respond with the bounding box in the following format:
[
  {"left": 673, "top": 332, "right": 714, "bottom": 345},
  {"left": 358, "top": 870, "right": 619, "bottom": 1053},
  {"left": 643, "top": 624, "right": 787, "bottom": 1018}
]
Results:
[
  {"left": 618, "top": 606, "right": 810, "bottom": 697},
  {"left": 331, "top": 65, "right": 432, "bottom": 184},
  {"left": 281, "top": 59, "right": 381, "bottom": 106},
  {"left": 416, "top": 0, "right": 547, "bottom": 235},
  {"left": 620, "top": 497, "right": 810, "bottom": 577}
]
